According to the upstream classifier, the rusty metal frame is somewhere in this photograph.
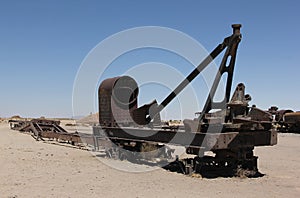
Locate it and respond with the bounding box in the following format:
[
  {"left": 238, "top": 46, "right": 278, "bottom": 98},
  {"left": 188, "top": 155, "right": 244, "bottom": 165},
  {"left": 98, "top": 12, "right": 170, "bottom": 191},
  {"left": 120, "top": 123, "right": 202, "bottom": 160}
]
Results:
[
  {"left": 95, "top": 127, "right": 277, "bottom": 150},
  {"left": 145, "top": 24, "right": 242, "bottom": 127}
]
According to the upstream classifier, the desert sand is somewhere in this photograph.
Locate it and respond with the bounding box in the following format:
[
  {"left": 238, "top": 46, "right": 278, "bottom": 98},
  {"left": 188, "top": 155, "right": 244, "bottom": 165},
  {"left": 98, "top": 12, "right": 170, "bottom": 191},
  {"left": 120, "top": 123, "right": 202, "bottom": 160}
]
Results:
[{"left": 0, "top": 121, "right": 299, "bottom": 198}]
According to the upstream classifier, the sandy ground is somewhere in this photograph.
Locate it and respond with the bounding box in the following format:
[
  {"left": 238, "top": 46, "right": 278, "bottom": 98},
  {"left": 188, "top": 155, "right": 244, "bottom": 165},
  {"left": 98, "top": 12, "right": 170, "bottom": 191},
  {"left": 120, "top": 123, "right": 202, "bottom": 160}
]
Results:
[{"left": 0, "top": 122, "right": 300, "bottom": 198}]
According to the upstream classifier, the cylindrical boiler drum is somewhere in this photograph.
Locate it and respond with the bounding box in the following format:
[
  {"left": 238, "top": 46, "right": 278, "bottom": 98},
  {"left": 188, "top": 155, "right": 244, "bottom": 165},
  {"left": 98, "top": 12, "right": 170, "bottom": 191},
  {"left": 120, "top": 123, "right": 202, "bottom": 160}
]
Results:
[{"left": 98, "top": 76, "right": 139, "bottom": 127}]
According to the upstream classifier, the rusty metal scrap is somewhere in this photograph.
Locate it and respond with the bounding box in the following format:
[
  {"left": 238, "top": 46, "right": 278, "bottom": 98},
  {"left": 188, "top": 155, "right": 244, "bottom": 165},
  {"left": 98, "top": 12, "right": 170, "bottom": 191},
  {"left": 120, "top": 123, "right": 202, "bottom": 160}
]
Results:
[
  {"left": 267, "top": 107, "right": 300, "bottom": 133},
  {"left": 8, "top": 24, "right": 280, "bottom": 178},
  {"left": 92, "top": 24, "right": 278, "bottom": 177},
  {"left": 9, "top": 119, "right": 83, "bottom": 144}
]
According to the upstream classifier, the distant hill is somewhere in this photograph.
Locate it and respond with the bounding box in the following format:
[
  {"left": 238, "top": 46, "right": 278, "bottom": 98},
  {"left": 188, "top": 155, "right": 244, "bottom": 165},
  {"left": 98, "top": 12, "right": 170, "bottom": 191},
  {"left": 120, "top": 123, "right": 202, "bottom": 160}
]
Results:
[
  {"left": 72, "top": 115, "right": 85, "bottom": 120},
  {"left": 76, "top": 113, "right": 99, "bottom": 125}
]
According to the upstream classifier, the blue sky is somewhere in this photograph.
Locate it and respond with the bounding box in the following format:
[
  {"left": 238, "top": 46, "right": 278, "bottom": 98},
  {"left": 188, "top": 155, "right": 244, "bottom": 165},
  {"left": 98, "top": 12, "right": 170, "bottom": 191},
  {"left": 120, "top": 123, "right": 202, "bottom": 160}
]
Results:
[{"left": 0, "top": 1, "right": 299, "bottom": 118}]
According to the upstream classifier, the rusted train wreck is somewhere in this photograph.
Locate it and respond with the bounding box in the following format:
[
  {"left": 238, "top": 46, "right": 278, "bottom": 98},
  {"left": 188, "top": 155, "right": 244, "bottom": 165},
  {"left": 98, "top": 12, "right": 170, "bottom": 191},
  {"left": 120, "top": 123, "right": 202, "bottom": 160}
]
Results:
[
  {"left": 9, "top": 24, "right": 278, "bottom": 177},
  {"left": 92, "top": 24, "right": 277, "bottom": 177}
]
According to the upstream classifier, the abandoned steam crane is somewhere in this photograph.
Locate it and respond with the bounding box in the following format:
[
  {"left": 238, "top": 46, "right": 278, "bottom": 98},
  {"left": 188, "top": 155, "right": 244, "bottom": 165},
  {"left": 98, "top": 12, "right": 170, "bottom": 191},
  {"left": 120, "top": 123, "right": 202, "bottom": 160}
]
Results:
[{"left": 93, "top": 24, "right": 277, "bottom": 177}]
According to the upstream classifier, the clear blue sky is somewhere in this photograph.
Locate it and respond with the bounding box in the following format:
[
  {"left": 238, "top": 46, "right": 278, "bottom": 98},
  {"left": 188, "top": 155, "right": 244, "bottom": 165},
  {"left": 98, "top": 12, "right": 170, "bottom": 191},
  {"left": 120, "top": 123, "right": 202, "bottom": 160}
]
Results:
[{"left": 0, "top": 0, "right": 299, "bottom": 118}]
